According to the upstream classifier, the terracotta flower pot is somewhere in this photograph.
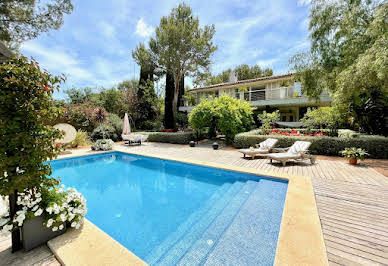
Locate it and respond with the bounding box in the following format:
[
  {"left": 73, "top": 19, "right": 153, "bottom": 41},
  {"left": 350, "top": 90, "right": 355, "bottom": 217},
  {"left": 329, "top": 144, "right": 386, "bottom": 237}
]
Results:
[{"left": 348, "top": 158, "right": 358, "bottom": 165}]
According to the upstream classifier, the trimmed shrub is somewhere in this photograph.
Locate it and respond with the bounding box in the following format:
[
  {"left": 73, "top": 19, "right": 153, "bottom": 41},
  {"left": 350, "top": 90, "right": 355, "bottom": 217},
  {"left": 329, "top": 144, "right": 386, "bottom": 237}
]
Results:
[
  {"left": 145, "top": 131, "right": 194, "bottom": 144},
  {"left": 91, "top": 124, "right": 118, "bottom": 141},
  {"left": 92, "top": 139, "right": 114, "bottom": 151},
  {"left": 234, "top": 131, "right": 388, "bottom": 159}
]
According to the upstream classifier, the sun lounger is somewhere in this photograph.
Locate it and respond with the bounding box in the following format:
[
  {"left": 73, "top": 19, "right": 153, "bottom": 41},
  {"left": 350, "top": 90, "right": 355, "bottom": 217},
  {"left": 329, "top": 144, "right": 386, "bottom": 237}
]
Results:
[
  {"left": 122, "top": 134, "right": 144, "bottom": 145},
  {"left": 267, "top": 141, "right": 316, "bottom": 166},
  {"left": 239, "top": 138, "right": 278, "bottom": 159}
]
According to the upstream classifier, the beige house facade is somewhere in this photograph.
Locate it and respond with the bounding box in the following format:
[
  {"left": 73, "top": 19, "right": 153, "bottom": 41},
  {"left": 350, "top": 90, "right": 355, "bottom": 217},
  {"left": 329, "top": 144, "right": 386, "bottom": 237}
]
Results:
[{"left": 179, "top": 73, "right": 331, "bottom": 127}]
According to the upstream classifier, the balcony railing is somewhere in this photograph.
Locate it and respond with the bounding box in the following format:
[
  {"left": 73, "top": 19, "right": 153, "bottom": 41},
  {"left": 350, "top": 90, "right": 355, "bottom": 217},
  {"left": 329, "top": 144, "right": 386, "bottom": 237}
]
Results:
[
  {"left": 182, "top": 86, "right": 301, "bottom": 107},
  {"left": 244, "top": 87, "right": 298, "bottom": 102}
]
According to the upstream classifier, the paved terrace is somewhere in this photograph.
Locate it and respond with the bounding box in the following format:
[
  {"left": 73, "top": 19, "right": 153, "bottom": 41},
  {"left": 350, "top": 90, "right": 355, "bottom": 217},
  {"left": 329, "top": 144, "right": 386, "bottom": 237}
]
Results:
[{"left": 1, "top": 142, "right": 387, "bottom": 265}]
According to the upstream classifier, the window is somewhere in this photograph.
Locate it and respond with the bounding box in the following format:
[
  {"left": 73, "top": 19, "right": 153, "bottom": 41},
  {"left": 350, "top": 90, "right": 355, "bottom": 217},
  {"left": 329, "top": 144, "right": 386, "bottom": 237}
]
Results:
[
  {"left": 244, "top": 92, "right": 250, "bottom": 101},
  {"left": 289, "top": 115, "right": 294, "bottom": 122},
  {"left": 235, "top": 88, "right": 239, "bottom": 99},
  {"left": 215, "top": 90, "right": 219, "bottom": 98},
  {"left": 282, "top": 116, "right": 287, "bottom": 122}
]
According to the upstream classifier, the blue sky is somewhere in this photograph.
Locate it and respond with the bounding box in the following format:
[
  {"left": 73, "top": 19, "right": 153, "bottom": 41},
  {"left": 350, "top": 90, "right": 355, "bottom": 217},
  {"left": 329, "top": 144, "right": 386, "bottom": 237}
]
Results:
[{"left": 20, "top": 0, "right": 311, "bottom": 98}]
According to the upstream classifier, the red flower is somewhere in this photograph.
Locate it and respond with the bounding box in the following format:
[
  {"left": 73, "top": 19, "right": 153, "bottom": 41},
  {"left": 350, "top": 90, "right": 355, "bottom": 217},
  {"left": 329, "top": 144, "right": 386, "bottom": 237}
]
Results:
[{"left": 56, "top": 143, "right": 60, "bottom": 148}]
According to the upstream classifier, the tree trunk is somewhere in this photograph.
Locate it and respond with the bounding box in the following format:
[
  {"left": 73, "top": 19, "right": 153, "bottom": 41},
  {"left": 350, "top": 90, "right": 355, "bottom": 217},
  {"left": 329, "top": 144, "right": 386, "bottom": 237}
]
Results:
[
  {"left": 172, "top": 86, "right": 179, "bottom": 130},
  {"left": 177, "top": 76, "right": 184, "bottom": 110},
  {"left": 9, "top": 190, "right": 22, "bottom": 252},
  {"left": 164, "top": 71, "right": 175, "bottom": 129}
]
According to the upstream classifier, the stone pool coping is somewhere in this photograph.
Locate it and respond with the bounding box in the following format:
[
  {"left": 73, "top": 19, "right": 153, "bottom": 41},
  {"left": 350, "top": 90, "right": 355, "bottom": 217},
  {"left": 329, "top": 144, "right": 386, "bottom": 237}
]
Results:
[{"left": 48, "top": 148, "right": 328, "bottom": 265}]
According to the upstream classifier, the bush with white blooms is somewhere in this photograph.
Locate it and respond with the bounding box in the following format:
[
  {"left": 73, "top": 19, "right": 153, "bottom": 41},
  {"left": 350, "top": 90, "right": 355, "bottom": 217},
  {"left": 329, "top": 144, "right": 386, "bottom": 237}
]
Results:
[{"left": 0, "top": 184, "right": 86, "bottom": 235}]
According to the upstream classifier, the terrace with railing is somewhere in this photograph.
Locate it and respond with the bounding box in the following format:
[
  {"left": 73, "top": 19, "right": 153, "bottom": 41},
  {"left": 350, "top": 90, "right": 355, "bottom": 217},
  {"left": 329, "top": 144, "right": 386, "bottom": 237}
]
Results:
[{"left": 243, "top": 86, "right": 299, "bottom": 102}]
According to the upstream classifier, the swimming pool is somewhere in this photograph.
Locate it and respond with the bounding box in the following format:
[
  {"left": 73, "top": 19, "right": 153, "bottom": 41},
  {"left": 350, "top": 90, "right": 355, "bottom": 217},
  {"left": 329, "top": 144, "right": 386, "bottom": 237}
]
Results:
[{"left": 50, "top": 152, "right": 288, "bottom": 265}]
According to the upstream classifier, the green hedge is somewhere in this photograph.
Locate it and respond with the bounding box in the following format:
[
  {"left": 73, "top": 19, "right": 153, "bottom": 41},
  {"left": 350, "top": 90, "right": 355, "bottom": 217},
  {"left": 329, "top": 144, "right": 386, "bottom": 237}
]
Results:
[
  {"left": 250, "top": 128, "right": 334, "bottom": 136},
  {"left": 145, "top": 131, "right": 194, "bottom": 144},
  {"left": 234, "top": 132, "right": 388, "bottom": 159}
]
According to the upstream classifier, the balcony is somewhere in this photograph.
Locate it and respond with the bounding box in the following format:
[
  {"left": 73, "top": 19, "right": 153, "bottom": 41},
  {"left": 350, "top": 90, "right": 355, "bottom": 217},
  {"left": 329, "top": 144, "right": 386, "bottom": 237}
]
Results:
[
  {"left": 244, "top": 86, "right": 298, "bottom": 102},
  {"left": 178, "top": 86, "right": 331, "bottom": 112}
]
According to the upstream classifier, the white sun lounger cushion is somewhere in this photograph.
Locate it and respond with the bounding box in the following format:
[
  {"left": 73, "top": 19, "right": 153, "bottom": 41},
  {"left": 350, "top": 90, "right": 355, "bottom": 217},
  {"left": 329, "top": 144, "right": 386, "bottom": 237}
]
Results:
[{"left": 287, "top": 141, "right": 312, "bottom": 154}]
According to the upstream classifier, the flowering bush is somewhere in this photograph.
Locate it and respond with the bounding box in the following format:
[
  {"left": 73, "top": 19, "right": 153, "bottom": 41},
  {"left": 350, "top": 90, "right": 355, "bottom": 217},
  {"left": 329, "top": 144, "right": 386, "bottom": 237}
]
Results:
[
  {"left": 64, "top": 102, "right": 108, "bottom": 132},
  {"left": 91, "top": 139, "right": 114, "bottom": 151},
  {"left": 0, "top": 185, "right": 86, "bottom": 235},
  {"left": 268, "top": 128, "right": 325, "bottom": 137}
]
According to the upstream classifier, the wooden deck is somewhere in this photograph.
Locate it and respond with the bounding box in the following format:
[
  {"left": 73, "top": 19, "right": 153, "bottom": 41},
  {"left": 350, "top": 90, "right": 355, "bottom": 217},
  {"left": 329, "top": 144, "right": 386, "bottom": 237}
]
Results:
[
  {"left": 0, "top": 234, "right": 59, "bottom": 266},
  {"left": 1, "top": 142, "right": 387, "bottom": 265}
]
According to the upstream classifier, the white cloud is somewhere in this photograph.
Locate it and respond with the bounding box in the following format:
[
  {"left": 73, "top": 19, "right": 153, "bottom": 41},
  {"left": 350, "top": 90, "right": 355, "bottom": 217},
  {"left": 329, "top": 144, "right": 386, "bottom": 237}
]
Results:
[
  {"left": 21, "top": 41, "right": 93, "bottom": 81},
  {"left": 256, "top": 58, "right": 278, "bottom": 68},
  {"left": 99, "top": 22, "right": 116, "bottom": 39},
  {"left": 297, "top": 0, "right": 311, "bottom": 6},
  {"left": 135, "top": 18, "right": 154, "bottom": 38}
]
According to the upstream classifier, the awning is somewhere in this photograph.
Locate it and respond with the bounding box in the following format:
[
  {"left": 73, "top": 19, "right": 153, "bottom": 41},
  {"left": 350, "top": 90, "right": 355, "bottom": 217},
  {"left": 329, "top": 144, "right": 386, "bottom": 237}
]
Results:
[{"left": 275, "top": 122, "right": 303, "bottom": 128}]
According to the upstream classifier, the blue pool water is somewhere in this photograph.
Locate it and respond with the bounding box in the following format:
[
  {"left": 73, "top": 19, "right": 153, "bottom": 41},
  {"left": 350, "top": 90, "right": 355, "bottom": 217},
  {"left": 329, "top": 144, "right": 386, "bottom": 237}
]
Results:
[{"left": 49, "top": 152, "right": 288, "bottom": 265}]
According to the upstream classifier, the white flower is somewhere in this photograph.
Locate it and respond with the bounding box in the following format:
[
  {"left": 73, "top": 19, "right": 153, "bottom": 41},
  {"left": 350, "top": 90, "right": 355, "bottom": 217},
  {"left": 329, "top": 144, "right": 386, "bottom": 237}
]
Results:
[
  {"left": 34, "top": 208, "right": 43, "bottom": 216},
  {"left": 75, "top": 224, "right": 80, "bottom": 229},
  {"left": 52, "top": 227, "right": 58, "bottom": 232},
  {"left": 68, "top": 214, "right": 75, "bottom": 221},
  {"left": 71, "top": 222, "right": 76, "bottom": 228},
  {"left": 32, "top": 205, "right": 39, "bottom": 212},
  {"left": 47, "top": 219, "right": 54, "bottom": 227},
  {"left": 59, "top": 224, "right": 64, "bottom": 230},
  {"left": 60, "top": 214, "right": 66, "bottom": 222},
  {"left": 4, "top": 172, "right": 8, "bottom": 177}
]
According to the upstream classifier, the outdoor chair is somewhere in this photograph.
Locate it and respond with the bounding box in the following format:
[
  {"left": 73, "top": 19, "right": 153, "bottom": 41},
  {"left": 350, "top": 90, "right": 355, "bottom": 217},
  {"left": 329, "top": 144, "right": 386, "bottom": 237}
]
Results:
[
  {"left": 122, "top": 134, "right": 143, "bottom": 146},
  {"left": 266, "top": 141, "right": 316, "bottom": 166},
  {"left": 239, "top": 138, "right": 278, "bottom": 159}
]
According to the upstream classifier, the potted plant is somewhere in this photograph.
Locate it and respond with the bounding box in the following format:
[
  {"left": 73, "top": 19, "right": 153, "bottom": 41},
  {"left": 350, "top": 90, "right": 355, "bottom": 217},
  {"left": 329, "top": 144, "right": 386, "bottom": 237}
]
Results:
[
  {"left": 341, "top": 147, "right": 368, "bottom": 165},
  {"left": 0, "top": 185, "right": 87, "bottom": 251}
]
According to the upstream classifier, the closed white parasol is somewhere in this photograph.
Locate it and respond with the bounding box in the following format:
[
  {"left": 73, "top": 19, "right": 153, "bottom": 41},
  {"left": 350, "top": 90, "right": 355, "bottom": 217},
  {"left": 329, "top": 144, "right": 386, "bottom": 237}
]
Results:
[
  {"left": 122, "top": 113, "right": 131, "bottom": 136},
  {"left": 53, "top": 123, "right": 77, "bottom": 144}
]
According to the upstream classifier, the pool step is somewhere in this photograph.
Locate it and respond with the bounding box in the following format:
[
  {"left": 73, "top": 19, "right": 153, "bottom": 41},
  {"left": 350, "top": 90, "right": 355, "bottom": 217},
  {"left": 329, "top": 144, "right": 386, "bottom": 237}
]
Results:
[
  {"left": 145, "top": 182, "right": 233, "bottom": 265},
  {"left": 177, "top": 180, "right": 259, "bottom": 266},
  {"left": 154, "top": 181, "right": 246, "bottom": 266},
  {"left": 203, "top": 179, "right": 287, "bottom": 266}
]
